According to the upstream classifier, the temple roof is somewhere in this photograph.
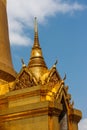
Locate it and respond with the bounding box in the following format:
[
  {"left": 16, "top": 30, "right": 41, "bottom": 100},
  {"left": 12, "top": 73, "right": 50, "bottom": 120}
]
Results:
[{"left": 1, "top": 18, "right": 62, "bottom": 93}]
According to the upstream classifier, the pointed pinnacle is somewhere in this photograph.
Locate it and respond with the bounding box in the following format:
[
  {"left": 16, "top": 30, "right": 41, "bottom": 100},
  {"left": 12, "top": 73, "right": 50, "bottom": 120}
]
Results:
[
  {"left": 28, "top": 17, "right": 47, "bottom": 70},
  {"left": 34, "top": 17, "right": 38, "bottom": 33},
  {"left": 33, "top": 17, "right": 40, "bottom": 48}
]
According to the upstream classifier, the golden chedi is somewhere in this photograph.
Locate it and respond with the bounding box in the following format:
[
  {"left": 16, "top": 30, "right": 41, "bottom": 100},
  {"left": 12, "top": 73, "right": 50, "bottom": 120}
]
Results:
[{"left": 0, "top": 0, "right": 16, "bottom": 83}]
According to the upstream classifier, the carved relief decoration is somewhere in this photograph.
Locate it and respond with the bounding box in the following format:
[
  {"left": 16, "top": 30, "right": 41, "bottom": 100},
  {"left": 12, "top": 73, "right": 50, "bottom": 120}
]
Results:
[
  {"left": 11, "top": 68, "right": 38, "bottom": 91},
  {"left": 47, "top": 67, "right": 60, "bottom": 83}
]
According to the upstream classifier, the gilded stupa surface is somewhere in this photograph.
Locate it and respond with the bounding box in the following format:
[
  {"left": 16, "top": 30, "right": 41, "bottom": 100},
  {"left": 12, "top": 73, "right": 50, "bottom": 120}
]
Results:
[
  {"left": 0, "top": 0, "right": 16, "bottom": 83},
  {"left": 0, "top": 1, "right": 82, "bottom": 130}
]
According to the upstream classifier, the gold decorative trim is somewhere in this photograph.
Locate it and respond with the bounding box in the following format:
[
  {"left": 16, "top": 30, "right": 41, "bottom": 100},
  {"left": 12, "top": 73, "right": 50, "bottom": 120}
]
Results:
[
  {"left": 0, "top": 102, "right": 62, "bottom": 122},
  {"left": 0, "top": 107, "right": 48, "bottom": 122},
  {"left": 7, "top": 89, "right": 41, "bottom": 101}
]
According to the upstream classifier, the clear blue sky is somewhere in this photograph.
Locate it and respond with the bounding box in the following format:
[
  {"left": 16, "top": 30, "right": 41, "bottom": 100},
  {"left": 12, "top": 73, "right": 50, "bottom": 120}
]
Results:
[{"left": 7, "top": 0, "right": 87, "bottom": 129}]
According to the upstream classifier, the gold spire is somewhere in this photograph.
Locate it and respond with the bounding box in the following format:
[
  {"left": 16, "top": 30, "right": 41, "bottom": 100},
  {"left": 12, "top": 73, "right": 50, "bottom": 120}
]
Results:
[
  {"left": 28, "top": 18, "right": 47, "bottom": 80},
  {"left": 34, "top": 17, "right": 40, "bottom": 47},
  {"left": 0, "top": 0, "right": 16, "bottom": 82}
]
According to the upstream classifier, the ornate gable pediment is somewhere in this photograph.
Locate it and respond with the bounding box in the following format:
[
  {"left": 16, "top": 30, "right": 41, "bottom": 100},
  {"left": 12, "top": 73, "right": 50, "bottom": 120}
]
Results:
[
  {"left": 46, "top": 79, "right": 73, "bottom": 110},
  {"left": 55, "top": 84, "right": 74, "bottom": 110},
  {"left": 11, "top": 68, "right": 38, "bottom": 91},
  {"left": 47, "top": 70, "right": 60, "bottom": 83},
  {"left": 40, "top": 66, "right": 61, "bottom": 86},
  {"left": 47, "top": 66, "right": 61, "bottom": 83}
]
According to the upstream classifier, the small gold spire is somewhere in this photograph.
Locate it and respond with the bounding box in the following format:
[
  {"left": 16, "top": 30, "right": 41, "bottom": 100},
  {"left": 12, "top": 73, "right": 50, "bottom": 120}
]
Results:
[
  {"left": 33, "top": 17, "right": 40, "bottom": 48},
  {"left": 28, "top": 18, "right": 47, "bottom": 80},
  {"left": 34, "top": 17, "right": 38, "bottom": 33}
]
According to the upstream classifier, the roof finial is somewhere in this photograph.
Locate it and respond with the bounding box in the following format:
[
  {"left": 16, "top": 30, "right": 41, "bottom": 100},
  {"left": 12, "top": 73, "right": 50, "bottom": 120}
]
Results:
[
  {"left": 33, "top": 17, "right": 40, "bottom": 48},
  {"left": 34, "top": 17, "right": 38, "bottom": 33},
  {"left": 28, "top": 17, "right": 47, "bottom": 79},
  {"left": 21, "top": 58, "right": 26, "bottom": 68},
  {"left": 53, "top": 59, "right": 58, "bottom": 68}
]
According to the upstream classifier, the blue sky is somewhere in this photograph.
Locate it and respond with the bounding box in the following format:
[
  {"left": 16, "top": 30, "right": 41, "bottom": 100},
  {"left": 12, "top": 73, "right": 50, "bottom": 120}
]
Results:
[{"left": 7, "top": 0, "right": 87, "bottom": 129}]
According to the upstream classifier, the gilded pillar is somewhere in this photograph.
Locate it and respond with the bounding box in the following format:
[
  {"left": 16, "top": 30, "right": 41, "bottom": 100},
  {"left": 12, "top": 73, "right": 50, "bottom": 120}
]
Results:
[{"left": 69, "top": 109, "right": 82, "bottom": 130}]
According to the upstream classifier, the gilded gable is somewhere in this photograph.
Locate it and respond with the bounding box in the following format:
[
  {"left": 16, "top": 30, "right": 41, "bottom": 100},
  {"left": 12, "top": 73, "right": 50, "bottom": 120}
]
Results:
[{"left": 11, "top": 68, "right": 38, "bottom": 91}]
